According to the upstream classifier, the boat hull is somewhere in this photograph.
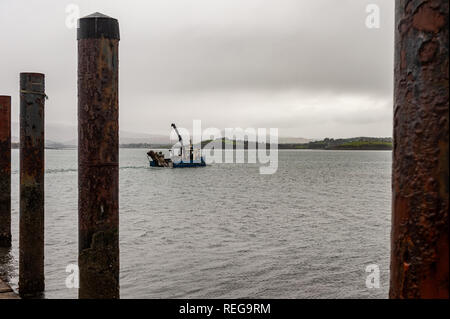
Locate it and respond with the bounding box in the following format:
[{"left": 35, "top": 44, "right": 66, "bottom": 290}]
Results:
[
  {"left": 149, "top": 158, "right": 206, "bottom": 168},
  {"left": 172, "top": 160, "right": 206, "bottom": 168}
]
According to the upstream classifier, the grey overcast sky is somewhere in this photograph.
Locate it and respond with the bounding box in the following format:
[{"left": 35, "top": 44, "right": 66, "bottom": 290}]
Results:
[{"left": 0, "top": 0, "right": 394, "bottom": 138}]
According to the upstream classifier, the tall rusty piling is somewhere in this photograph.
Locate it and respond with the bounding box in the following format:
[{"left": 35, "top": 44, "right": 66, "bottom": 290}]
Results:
[
  {"left": 0, "top": 95, "right": 11, "bottom": 247},
  {"left": 19, "top": 73, "right": 45, "bottom": 296},
  {"left": 77, "top": 12, "right": 120, "bottom": 299},
  {"left": 391, "top": 0, "right": 449, "bottom": 298}
]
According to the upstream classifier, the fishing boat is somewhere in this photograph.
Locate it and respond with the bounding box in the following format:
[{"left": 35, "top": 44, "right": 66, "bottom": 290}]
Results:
[{"left": 147, "top": 124, "right": 206, "bottom": 168}]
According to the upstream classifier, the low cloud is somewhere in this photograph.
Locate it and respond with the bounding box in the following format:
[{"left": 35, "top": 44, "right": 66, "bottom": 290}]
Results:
[{"left": 0, "top": 0, "right": 395, "bottom": 138}]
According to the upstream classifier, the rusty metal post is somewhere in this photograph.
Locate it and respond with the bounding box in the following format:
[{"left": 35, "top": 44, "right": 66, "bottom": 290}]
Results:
[
  {"left": 0, "top": 96, "right": 11, "bottom": 247},
  {"left": 19, "top": 73, "right": 45, "bottom": 296},
  {"left": 391, "top": 0, "right": 449, "bottom": 298},
  {"left": 77, "top": 12, "right": 120, "bottom": 299}
]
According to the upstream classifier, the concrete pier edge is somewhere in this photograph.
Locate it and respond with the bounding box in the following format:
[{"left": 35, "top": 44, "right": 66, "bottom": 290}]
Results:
[{"left": 0, "top": 278, "right": 20, "bottom": 299}]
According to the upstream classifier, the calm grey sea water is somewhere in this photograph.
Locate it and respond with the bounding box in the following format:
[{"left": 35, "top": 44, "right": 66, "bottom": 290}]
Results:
[{"left": 0, "top": 149, "right": 391, "bottom": 298}]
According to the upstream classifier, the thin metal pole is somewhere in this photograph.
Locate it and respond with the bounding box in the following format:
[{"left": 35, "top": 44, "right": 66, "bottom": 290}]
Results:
[
  {"left": 391, "top": 0, "right": 449, "bottom": 298},
  {"left": 0, "top": 95, "right": 11, "bottom": 247},
  {"left": 19, "top": 73, "right": 45, "bottom": 297},
  {"left": 77, "top": 12, "right": 120, "bottom": 299}
]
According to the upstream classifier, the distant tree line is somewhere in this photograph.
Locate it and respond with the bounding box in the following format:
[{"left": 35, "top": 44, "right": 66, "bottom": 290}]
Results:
[
  {"left": 119, "top": 143, "right": 172, "bottom": 149},
  {"left": 119, "top": 137, "right": 393, "bottom": 150},
  {"left": 199, "top": 137, "right": 393, "bottom": 150},
  {"left": 287, "top": 137, "right": 393, "bottom": 150}
]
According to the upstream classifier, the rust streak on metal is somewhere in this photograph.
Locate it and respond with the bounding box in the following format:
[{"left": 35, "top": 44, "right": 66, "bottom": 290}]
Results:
[
  {"left": 0, "top": 95, "right": 11, "bottom": 247},
  {"left": 77, "top": 12, "right": 120, "bottom": 299},
  {"left": 19, "top": 73, "right": 45, "bottom": 297},
  {"left": 391, "top": 0, "right": 449, "bottom": 299}
]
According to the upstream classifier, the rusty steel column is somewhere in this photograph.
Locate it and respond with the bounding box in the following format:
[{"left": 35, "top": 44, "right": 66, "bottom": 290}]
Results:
[
  {"left": 19, "top": 73, "right": 45, "bottom": 296},
  {"left": 77, "top": 12, "right": 120, "bottom": 299},
  {"left": 391, "top": 0, "right": 449, "bottom": 298},
  {"left": 0, "top": 96, "right": 11, "bottom": 247}
]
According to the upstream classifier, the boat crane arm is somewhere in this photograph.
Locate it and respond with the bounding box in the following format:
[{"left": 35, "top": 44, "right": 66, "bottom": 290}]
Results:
[{"left": 171, "top": 123, "right": 185, "bottom": 155}]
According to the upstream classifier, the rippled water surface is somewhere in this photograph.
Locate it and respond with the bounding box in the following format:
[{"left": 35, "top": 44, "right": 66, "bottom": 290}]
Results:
[{"left": 0, "top": 149, "right": 391, "bottom": 298}]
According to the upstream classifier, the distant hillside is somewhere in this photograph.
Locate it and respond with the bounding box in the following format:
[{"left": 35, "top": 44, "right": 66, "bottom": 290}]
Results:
[
  {"left": 12, "top": 140, "right": 76, "bottom": 149},
  {"left": 120, "top": 143, "right": 172, "bottom": 149},
  {"left": 11, "top": 122, "right": 172, "bottom": 146},
  {"left": 287, "top": 137, "right": 392, "bottom": 150},
  {"left": 278, "top": 137, "right": 312, "bottom": 144},
  {"left": 197, "top": 137, "right": 392, "bottom": 150}
]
